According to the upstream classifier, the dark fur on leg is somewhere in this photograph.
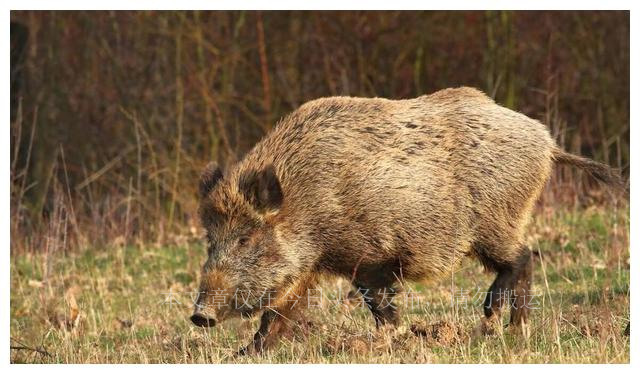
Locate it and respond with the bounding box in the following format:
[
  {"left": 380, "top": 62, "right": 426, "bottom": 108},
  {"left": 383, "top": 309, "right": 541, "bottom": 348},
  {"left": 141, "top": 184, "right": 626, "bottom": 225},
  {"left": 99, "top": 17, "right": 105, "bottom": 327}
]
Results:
[
  {"left": 481, "top": 247, "right": 533, "bottom": 325},
  {"left": 355, "top": 284, "right": 399, "bottom": 328},
  {"left": 510, "top": 249, "right": 533, "bottom": 326},
  {"left": 236, "top": 309, "right": 277, "bottom": 356}
]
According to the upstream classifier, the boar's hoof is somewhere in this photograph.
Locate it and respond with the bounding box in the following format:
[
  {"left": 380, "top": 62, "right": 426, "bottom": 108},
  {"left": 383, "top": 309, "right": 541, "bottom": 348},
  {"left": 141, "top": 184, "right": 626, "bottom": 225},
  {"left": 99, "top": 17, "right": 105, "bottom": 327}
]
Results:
[{"left": 234, "top": 346, "right": 249, "bottom": 357}]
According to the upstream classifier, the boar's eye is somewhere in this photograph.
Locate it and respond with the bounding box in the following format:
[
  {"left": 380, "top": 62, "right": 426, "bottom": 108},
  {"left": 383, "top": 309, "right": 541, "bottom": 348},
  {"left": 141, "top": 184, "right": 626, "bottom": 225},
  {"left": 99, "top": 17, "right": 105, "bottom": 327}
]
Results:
[{"left": 237, "top": 236, "right": 250, "bottom": 247}]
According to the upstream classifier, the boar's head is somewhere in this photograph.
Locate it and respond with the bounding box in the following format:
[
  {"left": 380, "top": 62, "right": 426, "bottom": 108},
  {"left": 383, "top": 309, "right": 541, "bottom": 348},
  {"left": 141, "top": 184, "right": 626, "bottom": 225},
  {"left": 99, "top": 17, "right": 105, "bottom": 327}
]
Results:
[{"left": 190, "top": 162, "right": 302, "bottom": 327}]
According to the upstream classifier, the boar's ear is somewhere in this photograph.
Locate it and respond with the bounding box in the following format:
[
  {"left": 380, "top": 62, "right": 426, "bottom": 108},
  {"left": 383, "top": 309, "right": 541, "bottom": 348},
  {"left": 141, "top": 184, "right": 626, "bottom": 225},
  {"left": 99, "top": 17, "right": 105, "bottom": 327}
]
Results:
[
  {"left": 199, "top": 162, "right": 223, "bottom": 198},
  {"left": 238, "top": 164, "right": 283, "bottom": 215}
]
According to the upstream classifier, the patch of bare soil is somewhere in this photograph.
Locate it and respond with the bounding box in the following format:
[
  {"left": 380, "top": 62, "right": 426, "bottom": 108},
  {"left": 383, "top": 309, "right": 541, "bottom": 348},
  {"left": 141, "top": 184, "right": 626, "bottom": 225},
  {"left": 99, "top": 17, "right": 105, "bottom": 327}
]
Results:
[
  {"left": 410, "top": 320, "right": 468, "bottom": 347},
  {"left": 324, "top": 333, "right": 372, "bottom": 355},
  {"left": 565, "top": 302, "right": 628, "bottom": 340},
  {"left": 323, "top": 320, "right": 470, "bottom": 356}
]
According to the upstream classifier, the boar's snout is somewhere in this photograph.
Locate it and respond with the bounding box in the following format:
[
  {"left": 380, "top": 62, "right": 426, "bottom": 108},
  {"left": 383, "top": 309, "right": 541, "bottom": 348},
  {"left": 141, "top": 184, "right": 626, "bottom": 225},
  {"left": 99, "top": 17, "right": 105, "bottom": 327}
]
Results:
[
  {"left": 191, "top": 313, "right": 216, "bottom": 327},
  {"left": 190, "top": 312, "right": 216, "bottom": 327},
  {"left": 190, "top": 300, "right": 217, "bottom": 327}
]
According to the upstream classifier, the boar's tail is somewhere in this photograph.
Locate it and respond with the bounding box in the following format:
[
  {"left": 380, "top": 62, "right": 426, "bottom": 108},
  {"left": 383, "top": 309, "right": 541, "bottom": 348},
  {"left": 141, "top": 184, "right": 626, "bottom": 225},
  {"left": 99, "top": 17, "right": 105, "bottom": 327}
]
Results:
[{"left": 552, "top": 147, "right": 625, "bottom": 191}]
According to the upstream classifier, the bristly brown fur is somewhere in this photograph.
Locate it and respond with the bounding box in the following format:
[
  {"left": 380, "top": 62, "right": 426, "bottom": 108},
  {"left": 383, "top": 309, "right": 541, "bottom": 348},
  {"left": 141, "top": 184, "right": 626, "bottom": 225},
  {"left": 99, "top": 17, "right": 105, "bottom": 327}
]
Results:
[{"left": 192, "top": 86, "right": 620, "bottom": 353}]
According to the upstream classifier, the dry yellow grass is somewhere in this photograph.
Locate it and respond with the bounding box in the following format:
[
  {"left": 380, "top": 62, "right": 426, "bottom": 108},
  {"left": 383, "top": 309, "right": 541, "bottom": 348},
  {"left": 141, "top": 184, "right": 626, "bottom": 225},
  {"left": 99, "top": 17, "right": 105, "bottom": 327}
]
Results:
[{"left": 10, "top": 205, "right": 629, "bottom": 363}]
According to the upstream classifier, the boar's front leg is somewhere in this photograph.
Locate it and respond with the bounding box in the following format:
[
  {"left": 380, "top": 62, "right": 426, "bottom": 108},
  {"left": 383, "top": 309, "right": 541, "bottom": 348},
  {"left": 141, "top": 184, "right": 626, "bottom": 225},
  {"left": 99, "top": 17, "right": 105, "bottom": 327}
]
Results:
[
  {"left": 237, "top": 276, "right": 317, "bottom": 356},
  {"left": 237, "top": 307, "right": 307, "bottom": 356},
  {"left": 236, "top": 309, "right": 278, "bottom": 356}
]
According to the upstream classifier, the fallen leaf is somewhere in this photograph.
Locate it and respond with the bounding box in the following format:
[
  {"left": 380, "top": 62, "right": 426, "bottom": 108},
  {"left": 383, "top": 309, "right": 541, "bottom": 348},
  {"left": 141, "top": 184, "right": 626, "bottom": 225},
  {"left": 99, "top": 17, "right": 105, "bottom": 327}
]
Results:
[
  {"left": 117, "top": 317, "right": 134, "bottom": 328},
  {"left": 65, "top": 286, "right": 81, "bottom": 330},
  {"left": 28, "top": 279, "right": 44, "bottom": 288}
]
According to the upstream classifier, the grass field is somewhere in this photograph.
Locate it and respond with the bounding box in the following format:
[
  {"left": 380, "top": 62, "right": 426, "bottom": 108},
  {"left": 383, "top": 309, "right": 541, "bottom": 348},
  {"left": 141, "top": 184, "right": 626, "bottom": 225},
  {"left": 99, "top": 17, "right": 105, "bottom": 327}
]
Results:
[{"left": 10, "top": 205, "right": 629, "bottom": 363}]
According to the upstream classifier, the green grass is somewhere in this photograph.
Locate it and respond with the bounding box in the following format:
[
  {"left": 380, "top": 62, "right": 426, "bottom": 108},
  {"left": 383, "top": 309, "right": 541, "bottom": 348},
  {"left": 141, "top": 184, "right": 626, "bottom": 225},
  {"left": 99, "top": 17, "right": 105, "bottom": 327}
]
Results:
[{"left": 10, "top": 206, "right": 629, "bottom": 363}]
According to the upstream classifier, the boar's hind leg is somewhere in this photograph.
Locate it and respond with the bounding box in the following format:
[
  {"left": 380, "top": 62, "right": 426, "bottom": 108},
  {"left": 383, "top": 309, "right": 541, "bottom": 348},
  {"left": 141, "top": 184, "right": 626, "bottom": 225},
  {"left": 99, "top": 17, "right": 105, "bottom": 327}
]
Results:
[
  {"left": 509, "top": 248, "right": 533, "bottom": 327},
  {"left": 482, "top": 247, "right": 533, "bottom": 326},
  {"left": 355, "top": 284, "right": 399, "bottom": 328}
]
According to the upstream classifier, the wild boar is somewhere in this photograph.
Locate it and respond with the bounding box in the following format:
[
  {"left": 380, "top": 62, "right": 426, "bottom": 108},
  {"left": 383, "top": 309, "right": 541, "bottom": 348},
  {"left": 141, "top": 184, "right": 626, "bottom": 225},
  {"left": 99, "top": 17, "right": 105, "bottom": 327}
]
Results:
[{"left": 190, "top": 87, "right": 620, "bottom": 354}]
